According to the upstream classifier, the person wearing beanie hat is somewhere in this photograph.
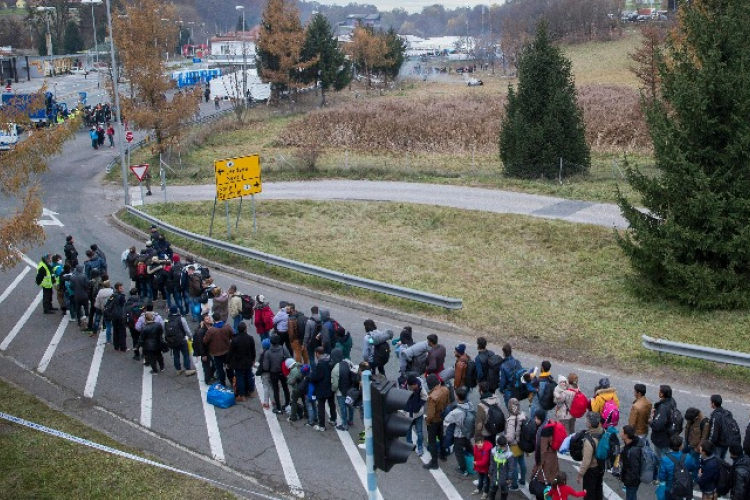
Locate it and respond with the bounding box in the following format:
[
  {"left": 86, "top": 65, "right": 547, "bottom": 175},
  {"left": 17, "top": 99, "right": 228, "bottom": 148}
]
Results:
[
  {"left": 165, "top": 303, "right": 195, "bottom": 376},
  {"left": 505, "top": 397, "right": 528, "bottom": 489},
  {"left": 453, "top": 343, "right": 471, "bottom": 391},
  {"left": 227, "top": 320, "right": 256, "bottom": 401},
  {"left": 423, "top": 373, "right": 450, "bottom": 470},
  {"left": 553, "top": 374, "right": 576, "bottom": 435},
  {"left": 590, "top": 376, "right": 620, "bottom": 425},
  {"left": 629, "top": 383, "right": 652, "bottom": 439},
  {"left": 257, "top": 337, "right": 273, "bottom": 410},
  {"left": 530, "top": 360, "right": 555, "bottom": 420}
]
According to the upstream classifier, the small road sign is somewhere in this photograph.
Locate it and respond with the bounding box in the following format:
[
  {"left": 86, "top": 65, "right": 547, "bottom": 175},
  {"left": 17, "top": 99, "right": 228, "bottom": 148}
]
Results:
[
  {"left": 125, "top": 130, "right": 134, "bottom": 143},
  {"left": 214, "top": 155, "right": 261, "bottom": 201},
  {"left": 4, "top": 84, "right": 11, "bottom": 93},
  {"left": 129, "top": 163, "right": 149, "bottom": 181}
]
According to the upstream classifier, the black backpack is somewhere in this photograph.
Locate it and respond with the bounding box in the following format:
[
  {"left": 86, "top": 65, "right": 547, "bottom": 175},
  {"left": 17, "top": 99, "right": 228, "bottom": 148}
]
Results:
[
  {"left": 483, "top": 403, "right": 506, "bottom": 436},
  {"left": 374, "top": 341, "right": 390, "bottom": 366},
  {"left": 719, "top": 411, "right": 742, "bottom": 449},
  {"left": 519, "top": 418, "right": 537, "bottom": 454},
  {"left": 667, "top": 404, "right": 684, "bottom": 436},
  {"left": 667, "top": 454, "right": 693, "bottom": 499},
  {"left": 240, "top": 294, "right": 254, "bottom": 320},
  {"left": 486, "top": 353, "right": 502, "bottom": 393},
  {"left": 716, "top": 458, "right": 733, "bottom": 497},
  {"left": 102, "top": 294, "right": 122, "bottom": 321},
  {"left": 569, "top": 431, "right": 590, "bottom": 462},
  {"left": 464, "top": 359, "right": 477, "bottom": 388},
  {"left": 163, "top": 315, "right": 184, "bottom": 348},
  {"left": 539, "top": 377, "right": 557, "bottom": 411}
]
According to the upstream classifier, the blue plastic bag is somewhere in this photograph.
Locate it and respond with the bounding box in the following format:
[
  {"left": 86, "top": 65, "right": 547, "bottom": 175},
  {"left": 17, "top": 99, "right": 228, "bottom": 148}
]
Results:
[
  {"left": 207, "top": 383, "right": 235, "bottom": 408},
  {"left": 192, "top": 302, "right": 201, "bottom": 316}
]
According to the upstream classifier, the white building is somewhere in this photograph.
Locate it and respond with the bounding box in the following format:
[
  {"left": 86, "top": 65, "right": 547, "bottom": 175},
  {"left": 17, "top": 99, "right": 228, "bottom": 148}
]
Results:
[{"left": 208, "top": 28, "right": 259, "bottom": 61}]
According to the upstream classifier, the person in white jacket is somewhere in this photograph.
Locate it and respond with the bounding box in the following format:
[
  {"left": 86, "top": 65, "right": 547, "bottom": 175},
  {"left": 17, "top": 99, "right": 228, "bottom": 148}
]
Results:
[
  {"left": 93, "top": 280, "right": 113, "bottom": 342},
  {"left": 553, "top": 375, "right": 576, "bottom": 434},
  {"left": 400, "top": 375, "right": 428, "bottom": 456}
]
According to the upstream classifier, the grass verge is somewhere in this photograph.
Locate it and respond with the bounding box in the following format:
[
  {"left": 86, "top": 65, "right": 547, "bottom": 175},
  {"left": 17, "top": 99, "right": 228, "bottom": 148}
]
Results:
[
  {"left": 0, "top": 378, "right": 237, "bottom": 500},
  {"left": 127, "top": 201, "right": 750, "bottom": 387}
]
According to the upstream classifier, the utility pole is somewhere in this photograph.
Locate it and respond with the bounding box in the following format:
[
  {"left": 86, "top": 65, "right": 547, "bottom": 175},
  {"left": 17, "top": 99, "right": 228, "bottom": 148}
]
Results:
[
  {"left": 235, "top": 5, "right": 247, "bottom": 109},
  {"left": 104, "top": 0, "right": 129, "bottom": 205}
]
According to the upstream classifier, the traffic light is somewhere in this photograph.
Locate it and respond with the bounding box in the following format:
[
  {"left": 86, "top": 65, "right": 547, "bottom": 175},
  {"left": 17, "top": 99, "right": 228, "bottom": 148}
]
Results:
[{"left": 371, "top": 379, "right": 414, "bottom": 472}]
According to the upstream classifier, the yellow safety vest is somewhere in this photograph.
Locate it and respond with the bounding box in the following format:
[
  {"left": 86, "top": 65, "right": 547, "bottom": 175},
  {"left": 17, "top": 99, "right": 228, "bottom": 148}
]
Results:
[{"left": 37, "top": 261, "right": 53, "bottom": 288}]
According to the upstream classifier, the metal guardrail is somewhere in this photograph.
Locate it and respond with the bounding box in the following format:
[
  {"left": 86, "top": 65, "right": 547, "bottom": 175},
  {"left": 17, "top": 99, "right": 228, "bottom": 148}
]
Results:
[
  {"left": 125, "top": 206, "right": 463, "bottom": 310},
  {"left": 642, "top": 335, "right": 750, "bottom": 368}
]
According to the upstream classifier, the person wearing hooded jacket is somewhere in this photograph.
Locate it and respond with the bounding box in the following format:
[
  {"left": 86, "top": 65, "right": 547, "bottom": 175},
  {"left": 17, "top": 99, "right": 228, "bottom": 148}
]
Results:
[
  {"left": 310, "top": 346, "right": 336, "bottom": 431},
  {"left": 287, "top": 303, "right": 308, "bottom": 364},
  {"left": 330, "top": 348, "right": 356, "bottom": 430},
  {"left": 444, "top": 386, "right": 475, "bottom": 476},
  {"left": 424, "top": 374, "right": 450, "bottom": 470},
  {"left": 402, "top": 375, "right": 428, "bottom": 456},
  {"left": 70, "top": 265, "right": 91, "bottom": 328},
  {"left": 531, "top": 409, "right": 559, "bottom": 497},
  {"left": 685, "top": 407, "right": 710, "bottom": 466},
  {"left": 651, "top": 385, "right": 677, "bottom": 462},
  {"left": 400, "top": 339, "right": 430, "bottom": 377},
  {"left": 362, "top": 319, "right": 393, "bottom": 376},
  {"left": 730, "top": 444, "right": 750, "bottom": 500},
  {"left": 253, "top": 295, "right": 274, "bottom": 342},
  {"left": 227, "top": 285, "right": 243, "bottom": 332},
  {"left": 256, "top": 338, "right": 273, "bottom": 410},
  {"left": 619, "top": 425, "right": 645, "bottom": 500},
  {"left": 262, "top": 334, "right": 291, "bottom": 414},
  {"left": 590, "top": 377, "right": 620, "bottom": 424},
  {"left": 203, "top": 312, "right": 233, "bottom": 387},
  {"left": 138, "top": 312, "right": 165, "bottom": 374},
  {"left": 334, "top": 329, "right": 353, "bottom": 360},
  {"left": 505, "top": 397, "right": 528, "bottom": 489},
  {"left": 554, "top": 375, "right": 576, "bottom": 435},
  {"left": 227, "top": 322, "right": 256, "bottom": 401},
  {"left": 488, "top": 434, "right": 517, "bottom": 500},
  {"left": 476, "top": 381, "right": 504, "bottom": 445},
  {"left": 303, "top": 306, "right": 322, "bottom": 369}
]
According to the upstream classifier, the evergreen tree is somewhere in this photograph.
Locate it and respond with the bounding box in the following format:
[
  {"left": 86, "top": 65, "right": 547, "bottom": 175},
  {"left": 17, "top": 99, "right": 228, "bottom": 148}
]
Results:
[
  {"left": 378, "top": 27, "right": 407, "bottom": 84},
  {"left": 498, "top": 21, "right": 590, "bottom": 179},
  {"left": 63, "top": 20, "right": 84, "bottom": 54},
  {"left": 236, "top": 15, "right": 247, "bottom": 32},
  {"left": 617, "top": 0, "right": 750, "bottom": 309},
  {"left": 299, "top": 13, "right": 351, "bottom": 105}
]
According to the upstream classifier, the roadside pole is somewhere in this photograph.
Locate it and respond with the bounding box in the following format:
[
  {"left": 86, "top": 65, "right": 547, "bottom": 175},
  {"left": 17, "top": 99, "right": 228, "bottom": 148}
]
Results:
[{"left": 363, "top": 370, "right": 377, "bottom": 500}]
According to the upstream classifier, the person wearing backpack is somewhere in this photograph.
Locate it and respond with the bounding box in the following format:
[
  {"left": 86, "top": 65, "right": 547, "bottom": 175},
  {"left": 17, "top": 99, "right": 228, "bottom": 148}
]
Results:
[
  {"left": 192, "top": 313, "right": 215, "bottom": 384},
  {"left": 226, "top": 322, "right": 256, "bottom": 401},
  {"left": 745, "top": 412, "right": 750, "bottom": 459},
  {"left": 425, "top": 334, "right": 446, "bottom": 376},
  {"left": 685, "top": 407, "right": 711, "bottom": 467},
  {"left": 331, "top": 348, "right": 356, "bottom": 430},
  {"left": 488, "top": 434, "right": 517, "bottom": 500},
  {"left": 619, "top": 425, "right": 645, "bottom": 500},
  {"left": 203, "top": 312, "right": 234, "bottom": 387},
  {"left": 164, "top": 306, "right": 195, "bottom": 376},
  {"left": 138, "top": 312, "right": 166, "bottom": 374},
  {"left": 729, "top": 444, "right": 750, "bottom": 500},
  {"left": 401, "top": 375, "right": 428, "bottom": 456},
  {"left": 165, "top": 254, "right": 186, "bottom": 315},
  {"left": 93, "top": 280, "right": 113, "bottom": 341},
  {"left": 253, "top": 295, "right": 274, "bottom": 343},
  {"left": 226, "top": 285, "right": 243, "bottom": 333},
  {"left": 287, "top": 303, "right": 309, "bottom": 364},
  {"left": 109, "top": 282, "right": 128, "bottom": 352},
  {"left": 453, "top": 343, "right": 471, "bottom": 391},
  {"left": 697, "top": 440, "right": 720, "bottom": 500},
  {"left": 651, "top": 385, "right": 678, "bottom": 462},
  {"left": 476, "top": 381, "right": 505, "bottom": 446},
  {"left": 709, "top": 394, "right": 736, "bottom": 460},
  {"left": 263, "top": 334, "right": 292, "bottom": 415},
  {"left": 554, "top": 375, "right": 576, "bottom": 435},
  {"left": 629, "top": 383, "right": 653, "bottom": 440},
  {"left": 575, "top": 412, "right": 604, "bottom": 500},
  {"left": 310, "top": 346, "right": 336, "bottom": 431},
  {"left": 186, "top": 266, "right": 204, "bottom": 322},
  {"left": 530, "top": 361, "right": 555, "bottom": 418},
  {"left": 303, "top": 306, "right": 322, "bottom": 370},
  {"left": 400, "top": 338, "right": 430, "bottom": 378},
  {"left": 424, "top": 374, "right": 450, "bottom": 470},
  {"left": 530, "top": 409, "right": 559, "bottom": 500},
  {"left": 444, "top": 386, "right": 476, "bottom": 476},
  {"left": 591, "top": 377, "right": 620, "bottom": 429},
  {"left": 362, "top": 319, "right": 393, "bottom": 376},
  {"left": 657, "top": 434, "right": 697, "bottom": 500},
  {"left": 83, "top": 249, "right": 104, "bottom": 280},
  {"left": 474, "top": 337, "right": 495, "bottom": 387},
  {"left": 505, "top": 398, "right": 528, "bottom": 490}
]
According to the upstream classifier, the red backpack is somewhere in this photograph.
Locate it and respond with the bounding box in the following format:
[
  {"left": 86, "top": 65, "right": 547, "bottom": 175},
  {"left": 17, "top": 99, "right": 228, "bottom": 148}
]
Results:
[
  {"left": 545, "top": 420, "right": 568, "bottom": 451},
  {"left": 568, "top": 388, "right": 589, "bottom": 418}
]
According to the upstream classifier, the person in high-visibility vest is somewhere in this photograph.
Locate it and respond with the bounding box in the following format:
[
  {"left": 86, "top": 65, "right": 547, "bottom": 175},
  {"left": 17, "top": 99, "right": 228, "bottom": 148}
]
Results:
[{"left": 35, "top": 254, "right": 58, "bottom": 314}]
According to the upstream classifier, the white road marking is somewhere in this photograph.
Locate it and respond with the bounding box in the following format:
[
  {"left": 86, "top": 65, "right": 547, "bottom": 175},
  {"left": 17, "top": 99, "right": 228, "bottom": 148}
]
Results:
[
  {"left": 558, "top": 454, "right": 623, "bottom": 499},
  {"left": 83, "top": 327, "right": 107, "bottom": 398},
  {"left": 0, "top": 267, "right": 31, "bottom": 306},
  {"left": 18, "top": 252, "right": 37, "bottom": 268},
  {"left": 336, "top": 427, "right": 384, "bottom": 500},
  {"left": 141, "top": 365, "right": 153, "bottom": 428},
  {"left": 0, "top": 290, "right": 42, "bottom": 351},
  {"left": 37, "top": 208, "right": 64, "bottom": 227},
  {"left": 195, "top": 363, "right": 225, "bottom": 462},
  {"left": 37, "top": 316, "right": 69, "bottom": 373},
  {"left": 411, "top": 429, "right": 477, "bottom": 500},
  {"left": 254, "top": 376, "right": 304, "bottom": 497}
]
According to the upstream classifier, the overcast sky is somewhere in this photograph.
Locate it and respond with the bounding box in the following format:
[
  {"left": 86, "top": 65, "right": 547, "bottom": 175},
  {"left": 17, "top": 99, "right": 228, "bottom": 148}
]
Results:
[{"left": 318, "top": 0, "right": 489, "bottom": 14}]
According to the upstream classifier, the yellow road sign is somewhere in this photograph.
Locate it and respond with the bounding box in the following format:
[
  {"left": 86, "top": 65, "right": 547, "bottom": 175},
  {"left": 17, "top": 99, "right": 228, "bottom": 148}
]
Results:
[{"left": 214, "top": 154, "right": 261, "bottom": 201}]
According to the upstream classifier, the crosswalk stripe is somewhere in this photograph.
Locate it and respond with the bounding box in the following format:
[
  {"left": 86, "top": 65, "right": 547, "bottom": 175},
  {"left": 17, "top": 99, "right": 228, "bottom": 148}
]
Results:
[
  {"left": 0, "top": 267, "right": 31, "bottom": 307},
  {"left": 141, "top": 366, "right": 153, "bottom": 428},
  {"left": 84, "top": 327, "right": 107, "bottom": 398},
  {"left": 411, "top": 429, "right": 469, "bottom": 500},
  {"left": 336, "top": 427, "right": 385, "bottom": 500},
  {"left": 0, "top": 290, "right": 42, "bottom": 351},
  {"left": 37, "top": 316, "right": 69, "bottom": 373},
  {"left": 195, "top": 363, "right": 225, "bottom": 462}
]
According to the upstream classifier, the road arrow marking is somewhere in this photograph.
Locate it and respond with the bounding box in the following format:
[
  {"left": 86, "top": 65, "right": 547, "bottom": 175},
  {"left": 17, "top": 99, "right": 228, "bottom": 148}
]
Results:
[{"left": 37, "top": 208, "right": 64, "bottom": 227}]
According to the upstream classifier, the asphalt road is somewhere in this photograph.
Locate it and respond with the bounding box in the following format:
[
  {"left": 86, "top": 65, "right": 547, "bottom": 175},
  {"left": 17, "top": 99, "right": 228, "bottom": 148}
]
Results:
[{"left": 0, "top": 101, "right": 746, "bottom": 500}]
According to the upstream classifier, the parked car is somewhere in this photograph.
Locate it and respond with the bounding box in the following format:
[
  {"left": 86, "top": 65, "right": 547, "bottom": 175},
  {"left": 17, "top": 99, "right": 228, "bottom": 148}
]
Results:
[{"left": 70, "top": 67, "right": 89, "bottom": 75}]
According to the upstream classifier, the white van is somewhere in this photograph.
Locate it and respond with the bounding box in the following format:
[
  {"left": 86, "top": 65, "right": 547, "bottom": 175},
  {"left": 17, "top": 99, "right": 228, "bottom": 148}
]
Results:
[{"left": 0, "top": 123, "right": 19, "bottom": 151}]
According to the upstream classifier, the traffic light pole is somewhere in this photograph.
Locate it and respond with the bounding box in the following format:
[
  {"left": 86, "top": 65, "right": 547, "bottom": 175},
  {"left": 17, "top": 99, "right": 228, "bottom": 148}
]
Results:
[{"left": 363, "top": 370, "right": 377, "bottom": 500}]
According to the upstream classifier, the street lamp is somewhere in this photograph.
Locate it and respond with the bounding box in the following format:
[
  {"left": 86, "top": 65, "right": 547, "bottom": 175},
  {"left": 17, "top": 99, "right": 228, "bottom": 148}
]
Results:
[
  {"left": 235, "top": 5, "right": 247, "bottom": 109},
  {"left": 36, "top": 7, "right": 55, "bottom": 57},
  {"left": 104, "top": 0, "right": 129, "bottom": 206},
  {"left": 80, "top": 0, "right": 102, "bottom": 65}
]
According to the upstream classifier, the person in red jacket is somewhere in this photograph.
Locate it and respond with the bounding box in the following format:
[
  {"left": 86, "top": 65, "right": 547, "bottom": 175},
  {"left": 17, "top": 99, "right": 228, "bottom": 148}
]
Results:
[
  {"left": 549, "top": 472, "right": 586, "bottom": 500},
  {"left": 473, "top": 434, "right": 494, "bottom": 498},
  {"left": 253, "top": 294, "right": 274, "bottom": 342}
]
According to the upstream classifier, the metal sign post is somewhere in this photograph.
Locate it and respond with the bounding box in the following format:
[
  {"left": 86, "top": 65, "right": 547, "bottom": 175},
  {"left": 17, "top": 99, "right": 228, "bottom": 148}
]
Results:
[
  {"left": 235, "top": 197, "right": 243, "bottom": 230},
  {"left": 251, "top": 194, "right": 257, "bottom": 233},
  {"left": 363, "top": 370, "right": 376, "bottom": 500},
  {"left": 225, "top": 201, "right": 231, "bottom": 239},
  {"left": 208, "top": 197, "right": 218, "bottom": 237}
]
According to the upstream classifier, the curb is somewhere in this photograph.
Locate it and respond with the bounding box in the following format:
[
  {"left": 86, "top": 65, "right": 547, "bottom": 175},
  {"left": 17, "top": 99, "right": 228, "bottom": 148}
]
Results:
[{"left": 109, "top": 210, "right": 463, "bottom": 335}]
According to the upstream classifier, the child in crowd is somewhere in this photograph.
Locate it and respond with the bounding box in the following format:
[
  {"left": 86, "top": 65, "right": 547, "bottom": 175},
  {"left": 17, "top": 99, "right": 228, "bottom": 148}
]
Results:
[
  {"left": 488, "top": 435, "right": 516, "bottom": 500},
  {"left": 473, "top": 434, "right": 494, "bottom": 498},
  {"left": 548, "top": 472, "right": 586, "bottom": 500}
]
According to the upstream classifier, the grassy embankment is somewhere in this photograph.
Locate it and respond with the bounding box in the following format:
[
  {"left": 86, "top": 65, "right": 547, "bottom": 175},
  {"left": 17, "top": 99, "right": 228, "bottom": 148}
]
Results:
[
  {"left": 123, "top": 201, "right": 750, "bottom": 386},
  {"left": 0, "top": 378, "right": 237, "bottom": 500},
  {"left": 107, "top": 30, "right": 654, "bottom": 205}
]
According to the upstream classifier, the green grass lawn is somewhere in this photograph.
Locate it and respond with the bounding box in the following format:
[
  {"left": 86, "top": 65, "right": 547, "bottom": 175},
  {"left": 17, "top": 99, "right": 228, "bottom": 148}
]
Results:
[
  {"left": 127, "top": 201, "right": 750, "bottom": 384},
  {"left": 0, "top": 379, "right": 238, "bottom": 500}
]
